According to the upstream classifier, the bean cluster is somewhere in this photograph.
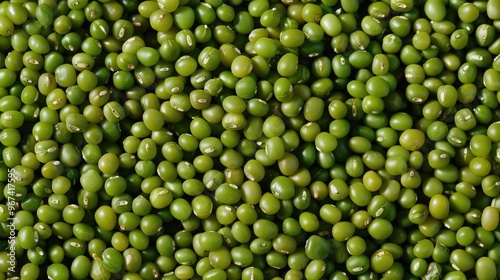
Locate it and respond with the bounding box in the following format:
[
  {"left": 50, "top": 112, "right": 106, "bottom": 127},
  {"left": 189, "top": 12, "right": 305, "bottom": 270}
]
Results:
[{"left": 1, "top": 0, "right": 500, "bottom": 279}]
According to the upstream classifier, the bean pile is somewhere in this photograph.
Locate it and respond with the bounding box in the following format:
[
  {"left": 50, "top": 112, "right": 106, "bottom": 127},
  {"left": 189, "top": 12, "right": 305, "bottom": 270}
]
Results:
[{"left": 1, "top": 0, "right": 500, "bottom": 279}]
